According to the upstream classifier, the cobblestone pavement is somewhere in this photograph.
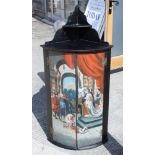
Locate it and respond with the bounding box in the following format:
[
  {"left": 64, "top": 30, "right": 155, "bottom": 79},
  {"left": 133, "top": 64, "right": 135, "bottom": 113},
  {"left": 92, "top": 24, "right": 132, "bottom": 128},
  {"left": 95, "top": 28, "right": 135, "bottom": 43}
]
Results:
[{"left": 32, "top": 18, "right": 123, "bottom": 155}]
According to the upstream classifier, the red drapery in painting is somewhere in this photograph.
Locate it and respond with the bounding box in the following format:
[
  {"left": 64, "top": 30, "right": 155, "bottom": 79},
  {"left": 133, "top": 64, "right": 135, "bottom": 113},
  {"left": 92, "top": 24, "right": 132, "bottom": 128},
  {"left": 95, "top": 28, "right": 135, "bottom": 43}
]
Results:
[{"left": 64, "top": 53, "right": 105, "bottom": 93}]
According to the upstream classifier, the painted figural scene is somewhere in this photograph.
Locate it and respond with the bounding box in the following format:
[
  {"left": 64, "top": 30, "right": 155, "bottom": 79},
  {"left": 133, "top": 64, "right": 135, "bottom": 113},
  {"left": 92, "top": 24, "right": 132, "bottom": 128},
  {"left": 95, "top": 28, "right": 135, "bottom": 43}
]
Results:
[{"left": 49, "top": 52, "right": 106, "bottom": 147}]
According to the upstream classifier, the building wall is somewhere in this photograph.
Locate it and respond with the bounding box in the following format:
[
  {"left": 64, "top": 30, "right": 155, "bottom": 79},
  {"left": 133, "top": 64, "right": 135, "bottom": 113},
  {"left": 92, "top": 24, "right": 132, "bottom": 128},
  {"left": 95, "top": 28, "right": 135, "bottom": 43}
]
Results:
[
  {"left": 33, "top": 0, "right": 46, "bottom": 17},
  {"left": 33, "top": 0, "right": 88, "bottom": 19},
  {"left": 111, "top": 0, "right": 123, "bottom": 57},
  {"left": 65, "top": 0, "right": 76, "bottom": 18},
  {"left": 53, "top": 0, "right": 62, "bottom": 17}
]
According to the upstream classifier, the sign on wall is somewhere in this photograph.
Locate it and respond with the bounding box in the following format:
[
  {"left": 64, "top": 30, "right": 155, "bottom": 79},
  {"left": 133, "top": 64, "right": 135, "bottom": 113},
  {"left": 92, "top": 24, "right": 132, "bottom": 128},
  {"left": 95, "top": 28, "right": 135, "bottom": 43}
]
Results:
[{"left": 85, "top": 0, "right": 106, "bottom": 39}]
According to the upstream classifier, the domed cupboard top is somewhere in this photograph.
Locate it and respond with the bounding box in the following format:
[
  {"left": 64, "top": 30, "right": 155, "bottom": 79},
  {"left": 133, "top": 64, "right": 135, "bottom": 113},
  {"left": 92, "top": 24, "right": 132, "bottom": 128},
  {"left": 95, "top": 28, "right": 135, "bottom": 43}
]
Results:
[{"left": 41, "top": 5, "right": 112, "bottom": 52}]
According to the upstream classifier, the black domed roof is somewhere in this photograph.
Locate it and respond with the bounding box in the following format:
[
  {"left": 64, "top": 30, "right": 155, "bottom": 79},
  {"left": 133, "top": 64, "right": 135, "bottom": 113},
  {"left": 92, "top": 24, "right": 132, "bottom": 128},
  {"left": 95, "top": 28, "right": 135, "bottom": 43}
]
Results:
[{"left": 41, "top": 5, "right": 112, "bottom": 52}]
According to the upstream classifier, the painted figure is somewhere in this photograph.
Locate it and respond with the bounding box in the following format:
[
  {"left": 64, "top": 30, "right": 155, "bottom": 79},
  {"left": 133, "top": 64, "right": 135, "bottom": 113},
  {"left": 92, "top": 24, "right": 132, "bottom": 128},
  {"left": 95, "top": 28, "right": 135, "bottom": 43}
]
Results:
[
  {"left": 51, "top": 92, "right": 59, "bottom": 119},
  {"left": 64, "top": 114, "right": 88, "bottom": 134},
  {"left": 59, "top": 94, "right": 68, "bottom": 120},
  {"left": 85, "top": 88, "right": 103, "bottom": 117},
  {"left": 79, "top": 88, "right": 102, "bottom": 117},
  {"left": 94, "top": 89, "right": 102, "bottom": 109}
]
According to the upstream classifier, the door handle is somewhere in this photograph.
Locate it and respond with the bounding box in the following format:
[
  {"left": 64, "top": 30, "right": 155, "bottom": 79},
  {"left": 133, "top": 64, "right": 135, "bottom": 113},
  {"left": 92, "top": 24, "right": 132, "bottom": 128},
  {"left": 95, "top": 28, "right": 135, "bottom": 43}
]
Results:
[{"left": 109, "top": 0, "right": 119, "bottom": 14}]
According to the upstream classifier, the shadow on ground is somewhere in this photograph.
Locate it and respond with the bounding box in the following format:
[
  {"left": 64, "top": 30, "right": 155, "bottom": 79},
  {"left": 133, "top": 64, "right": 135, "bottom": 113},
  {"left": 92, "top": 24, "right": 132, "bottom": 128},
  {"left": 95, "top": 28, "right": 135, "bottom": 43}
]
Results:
[{"left": 32, "top": 72, "right": 123, "bottom": 155}]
